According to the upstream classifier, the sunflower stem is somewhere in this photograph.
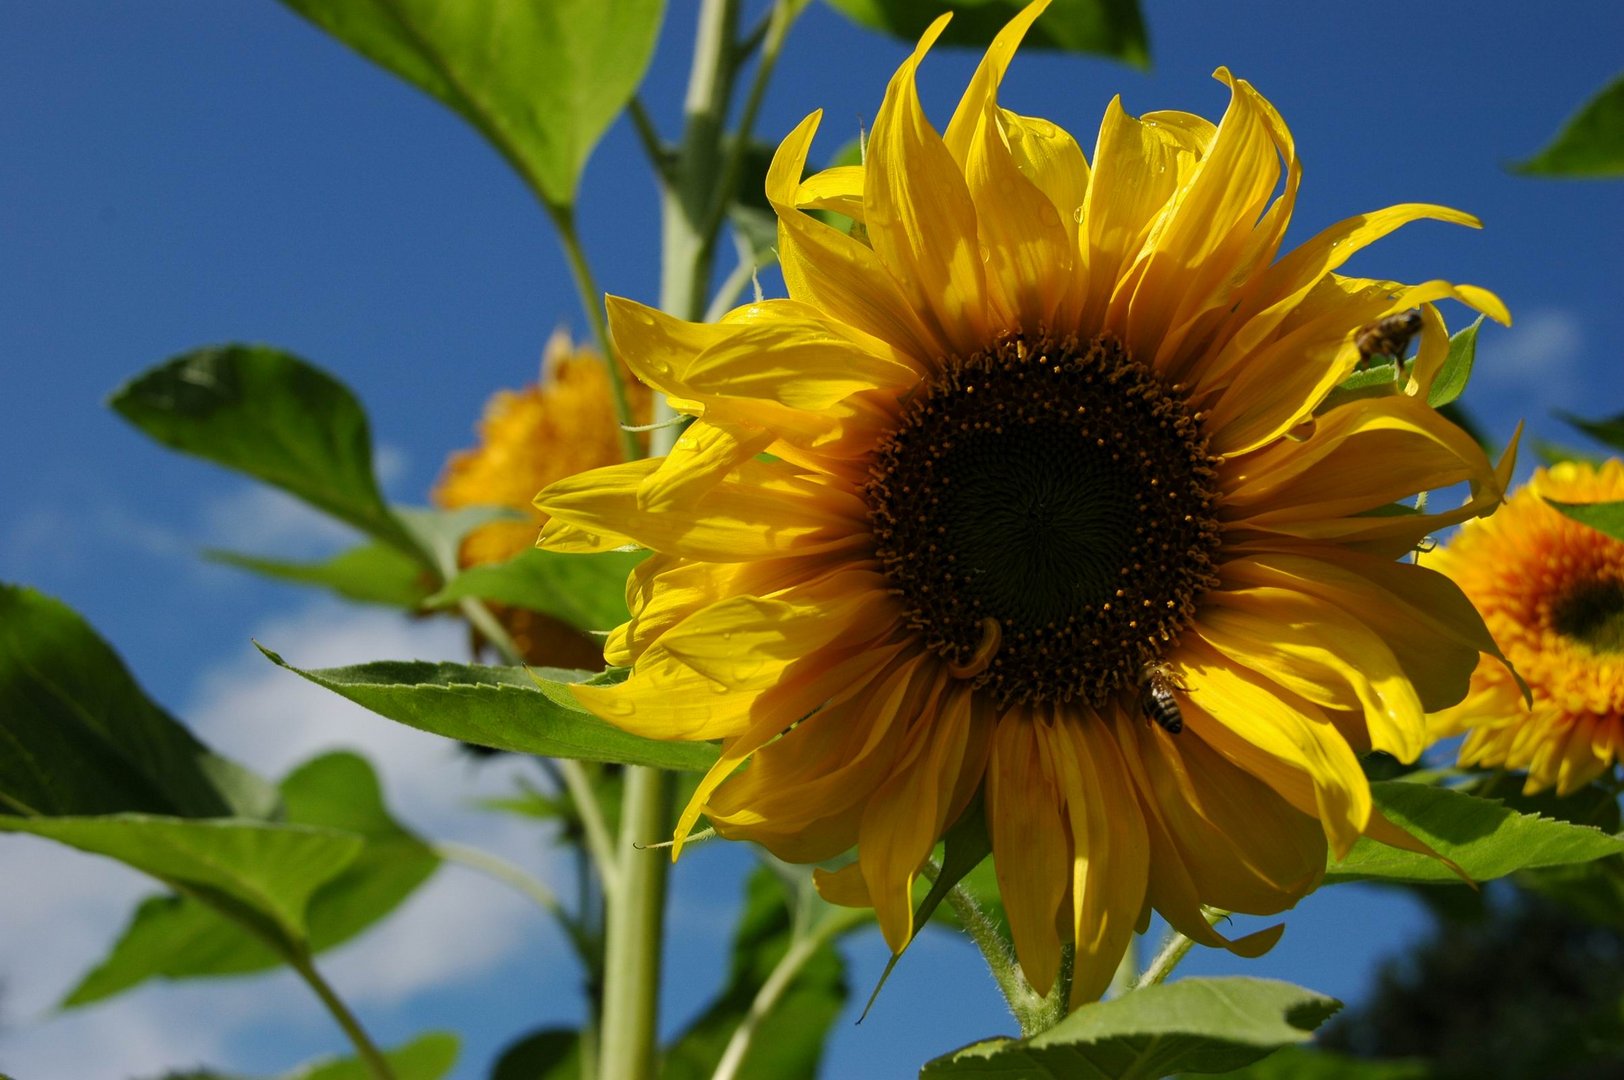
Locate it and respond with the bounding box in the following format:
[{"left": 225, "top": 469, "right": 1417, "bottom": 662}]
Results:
[
  {"left": 1136, "top": 908, "right": 1229, "bottom": 989},
  {"left": 929, "top": 864, "right": 1054, "bottom": 1036},
  {"left": 598, "top": 766, "right": 674, "bottom": 1080}
]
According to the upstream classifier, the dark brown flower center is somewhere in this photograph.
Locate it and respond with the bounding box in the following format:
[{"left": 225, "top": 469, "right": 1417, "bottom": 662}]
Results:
[
  {"left": 864, "top": 334, "right": 1221, "bottom": 707},
  {"left": 1553, "top": 578, "right": 1624, "bottom": 654}
]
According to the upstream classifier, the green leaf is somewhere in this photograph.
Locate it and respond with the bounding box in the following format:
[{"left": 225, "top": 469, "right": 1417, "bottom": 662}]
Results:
[
  {"left": 207, "top": 543, "right": 435, "bottom": 608},
  {"left": 287, "top": 1032, "right": 458, "bottom": 1080},
  {"left": 0, "top": 815, "right": 361, "bottom": 943},
  {"left": 1532, "top": 438, "right": 1605, "bottom": 469},
  {"left": 1324, "top": 782, "right": 1624, "bottom": 885},
  {"left": 921, "top": 977, "right": 1338, "bottom": 1079},
  {"left": 1426, "top": 316, "right": 1484, "bottom": 407},
  {"left": 1513, "top": 73, "right": 1624, "bottom": 178},
  {"left": 110, "top": 346, "right": 421, "bottom": 559},
  {"left": 394, "top": 505, "right": 525, "bottom": 582},
  {"left": 1557, "top": 409, "right": 1624, "bottom": 454},
  {"left": 662, "top": 866, "right": 847, "bottom": 1080},
  {"left": 1207, "top": 1046, "right": 1430, "bottom": 1079},
  {"left": 1546, "top": 498, "right": 1624, "bottom": 543},
  {"left": 0, "top": 584, "right": 276, "bottom": 818},
  {"left": 259, "top": 649, "right": 719, "bottom": 772},
  {"left": 63, "top": 752, "right": 440, "bottom": 1006},
  {"left": 280, "top": 0, "right": 666, "bottom": 209},
  {"left": 492, "top": 1029, "right": 583, "bottom": 1080},
  {"left": 427, "top": 547, "right": 644, "bottom": 632},
  {"left": 823, "top": 0, "right": 1149, "bottom": 67}
]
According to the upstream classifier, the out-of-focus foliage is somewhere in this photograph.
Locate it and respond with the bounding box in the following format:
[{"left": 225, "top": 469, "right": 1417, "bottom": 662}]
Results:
[{"left": 1514, "top": 73, "right": 1624, "bottom": 178}]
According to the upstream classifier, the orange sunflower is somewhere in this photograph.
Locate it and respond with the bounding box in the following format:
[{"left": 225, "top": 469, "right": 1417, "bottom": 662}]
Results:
[
  {"left": 435, "top": 330, "right": 647, "bottom": 666},
  {"left": 536, "top": 1, "right": 1515, "bottom": 1006},
  {"left": 1427, "top": 459, "right": 1624, "bottom": 795}
]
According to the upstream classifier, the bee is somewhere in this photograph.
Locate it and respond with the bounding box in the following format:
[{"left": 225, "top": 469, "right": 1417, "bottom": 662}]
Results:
[
  {"left": 1355, "top": 310, "right": 1423, "bottom": 367},
  {"left": 1137, "top": 661, "right": 1187, "bottom": 735}
]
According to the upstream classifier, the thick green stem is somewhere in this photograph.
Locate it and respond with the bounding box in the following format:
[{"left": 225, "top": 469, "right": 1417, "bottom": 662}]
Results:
[
  {"left": 597, "top": 766, "right": 674, "bottom": 1080},
  {"left": 286, "top": 948, "right": 396, "bottom": 1080}
]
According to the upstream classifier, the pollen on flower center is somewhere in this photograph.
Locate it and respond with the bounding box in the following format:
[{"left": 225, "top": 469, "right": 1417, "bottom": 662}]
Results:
[{"left": 865, "top": 334, "right": 1222, "bottom": 707}]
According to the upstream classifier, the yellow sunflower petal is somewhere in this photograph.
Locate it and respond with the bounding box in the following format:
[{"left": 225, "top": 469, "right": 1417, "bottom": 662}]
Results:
[
  {"left": 795, "top": 163, "right": 866, "bottom": 221},
  {"left": 859, "top": 680, "right": 981, "bottom": 953},
  {"left": 987, "top": 710, "right": 1069, "bottom": 996},
  {"left": 1203, "top": 587, "right": 1427, "bottom": 761},
  {"left": 1177, "top": 638, "right": 1370, "bottom": 857},
  {"left": 1223, "top": 550, "right": 1500, "bottom": 714},
  {"left": 646, "top": 569, "right": 900, "bottom": 690},
  {"left": 1116, "top": 709, "right": 1324, "bottom": 914},
  {"left": 707, "top": 648, "right": 919, "bottom": 861},
  {"left": 637, "top": 419, "right": 776, "bottom": 513},
  {"left": 1046, "top": 712, "right": 1149, "bottom": 1007},
  {"left": 536, "top": 458, "right": 868, "bottom": 562},
  {"left": 767, "top": 111, "right": 945, "bottom": 360},
  {"left": 1123, "top": 70, "right": 1283, "bottom": 368},
  {"left": 865, "top": 15, "right": 991, "bottom": 353}
]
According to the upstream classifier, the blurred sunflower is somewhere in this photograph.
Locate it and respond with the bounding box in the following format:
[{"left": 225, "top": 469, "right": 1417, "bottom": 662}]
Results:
[
  {"left": 435, "top": 330, "right": 648, "bottom": 666},
  {"left": 1427, "top": 459, "right": 1624, "bottom": 795},
  {"left": 536, "top": 0, "right": 1515, "bottom": 1006}
]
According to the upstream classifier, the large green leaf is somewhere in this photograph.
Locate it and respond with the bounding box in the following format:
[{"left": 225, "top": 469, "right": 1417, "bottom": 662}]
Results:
[
  {"left": 63, "top": 752, "right": 440, "bottom": 1006},
  {"left": 824, "top": 0, "right": 1149, "bottom": 66},
  {"left": 1513, "top": 73, "right": 1624, "bottom": 178},
  {"left": 110, "top": 346, "right": 420, "bottom": 558},
  {"left": 144, "top": 1032, "right": 459, "bottom": 1080},
  {"left": 427, "top": 548, "right": 644, "bottom": 632},
  {"left": 1324, "top": 782, "right": 1624, "bottom": 885},
  {"left": 0, "top": 815, "right": 361, "bottom": 943},
  {"left": 0, "top": 584, "right": 275, "bottom": 819},
  {"left": 1547, "top": 498, "right": 1624, "bottom": 544},
  {"left": 207, "top": 543, "right": 435, "bottom": 609},
  {"left": 662, "top": 866, "right": 848, "bottom": 1080},
  {"left": 921, "top": 977, "right": 1338, "bottom": 1079},
  {"left": 280, "top": 0, "right": 666, "bottom": 209},
  {"left": 260, "top": 649, "right": 719, "bottom": 772}
]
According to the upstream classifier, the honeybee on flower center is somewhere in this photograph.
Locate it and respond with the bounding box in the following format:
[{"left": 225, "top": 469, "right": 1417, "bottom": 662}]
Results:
[{"left": 1137, "top": 661, "right": 1188, "bottom": 735}]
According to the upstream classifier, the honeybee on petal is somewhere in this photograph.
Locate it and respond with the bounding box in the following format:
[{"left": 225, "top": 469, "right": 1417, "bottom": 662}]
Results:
[
  {"left": 1355, "top": 310, "right": 1424, "bottom": 370},
  {"left": 1137, "top": 661, "right": 1188, "bottom": 735}
]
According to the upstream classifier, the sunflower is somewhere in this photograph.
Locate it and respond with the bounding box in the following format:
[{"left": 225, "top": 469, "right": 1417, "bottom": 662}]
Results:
[
  {"left": 535, "top": 1, "right": 1515, "bottom": 1007},
  {"left": 1427, "top": 459, "right": 1624, "bottom": 796},
  {"left": 435, "top": 330, "right": 648, "bottom": 666}
]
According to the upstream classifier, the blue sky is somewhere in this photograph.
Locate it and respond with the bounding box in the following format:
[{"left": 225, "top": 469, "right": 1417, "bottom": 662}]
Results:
[{"left": 3, "top": 1, "right": 1623, "bottom": 1077}]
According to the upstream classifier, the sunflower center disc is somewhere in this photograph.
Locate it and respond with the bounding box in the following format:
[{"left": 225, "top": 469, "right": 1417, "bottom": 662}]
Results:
[
  {"left": 1553, "top": 578, "right": 1624, "bottom": 654},
  {"left": 865, "top": 335, "right": 1221, "bottom": 707}
]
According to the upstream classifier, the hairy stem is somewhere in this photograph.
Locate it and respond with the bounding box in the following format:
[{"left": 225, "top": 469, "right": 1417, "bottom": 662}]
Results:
[{"left": 1137, "top": 909, "right": 1229, "bottom": 989}]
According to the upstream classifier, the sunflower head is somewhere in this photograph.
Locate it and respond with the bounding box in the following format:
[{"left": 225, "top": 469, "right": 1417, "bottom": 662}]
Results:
[
  {"left": 537, "top": 0, "right": 1513, "bottom": 1008},
  {"left": 1428, "top": 459, "right": 1624, "bottom": 795}
]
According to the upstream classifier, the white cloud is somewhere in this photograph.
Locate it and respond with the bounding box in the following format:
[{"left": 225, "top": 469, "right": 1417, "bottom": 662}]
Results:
[
  {"left": 1480, "top": 307, "right": 1584, "bottom": 396},
  {"left": 0, "top": 601, "right": 571, "bottom": 1078},
  {"left": 199, "top": 486, "right": 359, "bottom": 559}
]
